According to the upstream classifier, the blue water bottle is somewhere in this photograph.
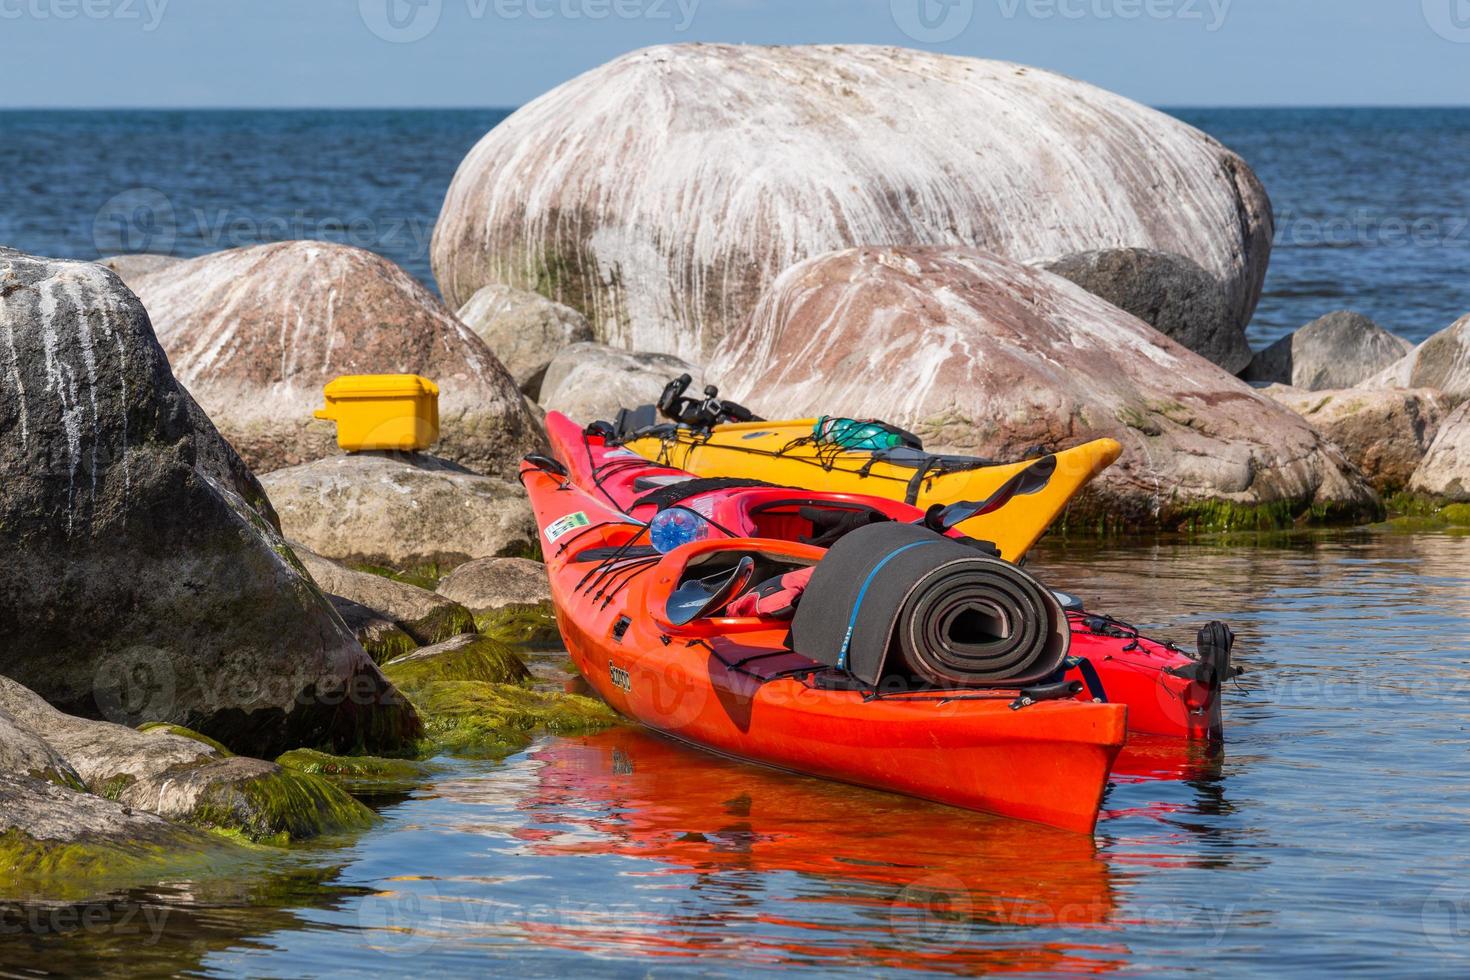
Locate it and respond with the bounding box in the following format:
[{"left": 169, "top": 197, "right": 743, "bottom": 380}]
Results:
[{"left": 649, "top": 509, "right": 712, "bottom": 553}]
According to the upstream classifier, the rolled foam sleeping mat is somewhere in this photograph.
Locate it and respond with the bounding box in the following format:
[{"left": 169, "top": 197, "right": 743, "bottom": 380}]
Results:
[{"left": 790, "top": 522, "right": 1070, "bottom": 689}]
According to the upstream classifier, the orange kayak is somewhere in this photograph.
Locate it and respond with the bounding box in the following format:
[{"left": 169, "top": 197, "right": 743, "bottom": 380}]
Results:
[{"left": 522, "top": 449, "right": 1127, "bottom": 834}]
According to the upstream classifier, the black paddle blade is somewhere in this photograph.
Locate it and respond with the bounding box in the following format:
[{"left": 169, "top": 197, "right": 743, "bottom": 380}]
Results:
[
  {"left": 665, "top": 557, "right": 756, "bottom": 626},
  {"left": 931, "top": 454, "right": 1059, "bottom": 530}
]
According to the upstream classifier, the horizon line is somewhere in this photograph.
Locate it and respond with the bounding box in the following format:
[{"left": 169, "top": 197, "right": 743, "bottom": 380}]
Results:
[{"left": 3, "top": 103, "right": 1470, "bottom": 112}]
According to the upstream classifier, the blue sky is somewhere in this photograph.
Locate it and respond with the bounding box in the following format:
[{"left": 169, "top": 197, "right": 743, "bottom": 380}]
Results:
[{"left": 1, "top": 0, "right": 1467, "bottom": 108}]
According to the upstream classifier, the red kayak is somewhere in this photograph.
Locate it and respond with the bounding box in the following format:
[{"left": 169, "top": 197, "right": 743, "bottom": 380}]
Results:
[
  {"left": 543, "top": 411, "right": 1234, "bottom": 741},
  {"left": 522, "top": 471, "right": 1125, "bottom": 833}
]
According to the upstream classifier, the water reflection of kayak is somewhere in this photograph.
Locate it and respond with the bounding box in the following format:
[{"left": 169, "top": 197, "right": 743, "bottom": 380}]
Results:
[{"left": 516, "top": 729, "right": 1127, "bottom": 975}]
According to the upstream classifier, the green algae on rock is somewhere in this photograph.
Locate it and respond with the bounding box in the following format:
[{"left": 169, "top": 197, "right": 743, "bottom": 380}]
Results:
[
  {"left": 407, "top": 681, "right": 620, "bottom": 757},
  {"left": 0, "top": 773, "right": 253, "bottom": 902},
  {"left": 295, "top": 545, "right": 476, "bottom": 646},
  {"left": 276, "top": 749, "right": 438, "bottom": 796},
  {"left": 380, "top": 632, "right": 618, "bottom": 756},
  {"left": 1373, "top": 497, "right": 1470, "bottom": 533},
  {"left": 152, "top": 759, "right": 376, "bottom": 844},
  {"left": 435, "top": 557, "right": 560, "bottom": 645},
  {"left": 475, "top": 604, "right": 561, "bottom": 646},
  {"left": 328, "top": 595, "right": 420, "bottom": 665},
  {"left": 383, "top": 635, "right": 534, "bottom": 691}
]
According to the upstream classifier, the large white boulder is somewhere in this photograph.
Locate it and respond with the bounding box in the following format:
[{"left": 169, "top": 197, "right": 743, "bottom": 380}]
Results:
[{"left": 433, "top": 44, "right": 1273, "bottom": 362}]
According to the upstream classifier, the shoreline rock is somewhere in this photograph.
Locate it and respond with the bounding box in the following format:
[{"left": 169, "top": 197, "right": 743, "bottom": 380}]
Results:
[
  {"left": 1263, "top": 385, "right": 1445, "bottom": 494},
  {"left": 1410, "top": 403, "right": 1470, "bottom": 501},
  {"left": 294, "top": 545, "right": 475, "bottom": 647},
  {"left": 0, "top": 675, "right": 375, "bottom": 844},
  {"left": 261, "top": 452, "right": 538, "bottom": 570},
  {"left": 0, "top": 773, "right": 250, "bottom": 901},
  {"left": 1042, "top": 248, "right": 1251, "bottom": 373},
  {"left": 128, "top": 241, "right": 544, "bottom": 476},
  {"left": 1366, "top": 314, "right": 1470, "bottom": 405},
  {"left": 539, "top": 343, "right": 702, "bottom": 423},
  {"left": 436, "top": 557, "right": 559, "bottom": 644},
  {"left": 1245, "top": 311, "right": 1413, "bottom": 391},
  {"left": 0, "top": 249, "right": 420, "bottom": 758},
  {"left": 457, "top": 284, "right": 594, "bottom": 399},
  {"left": 707, "top": 246, "right": 1379, "bottom": 531}
]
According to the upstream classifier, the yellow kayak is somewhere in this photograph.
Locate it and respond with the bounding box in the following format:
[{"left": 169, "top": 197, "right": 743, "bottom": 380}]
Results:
[{"left": 620, "top": 417, "right": 1121, "bottom": 562}]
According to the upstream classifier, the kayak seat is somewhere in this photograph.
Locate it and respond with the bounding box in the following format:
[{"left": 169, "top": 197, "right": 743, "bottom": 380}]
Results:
[
  {"left": 726, "top": 567, "right": 815, "bottom": 619},
  {"left": 651, "top": 540, "right": 823, "bottom": 635}
]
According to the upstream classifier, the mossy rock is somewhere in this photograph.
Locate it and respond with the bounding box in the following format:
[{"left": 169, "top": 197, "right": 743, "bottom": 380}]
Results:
[
  {"left": 410, "top": 603, "right": 477, "bottom": 647},
  {"left": 276, "top": 749, "right": 437, "bottom": 796},
  {"left": 174, "top": 761, "right": 377, "bottom": 844},
  {"left": 1442, "top": 503, "right": 1470, "bottom": 527},
  {"left": 0, "top": 827, "right": 253, "bottom": 902},
  {"left": 383, "top": 635, "right": 533, "bottom": 691},
  {"left": 1384, "top": 492, "right": 1445, "bottom": 518},
  {"left": 1372, "top": 500, "right": 1470, "bottom": 533},
  {"left": 0, "top": 774, "right": 258, "bottom": 902},
  {"left": 1376, "top": 514, "right": 1451, "bottom": 533},
  {"left": 350, "top": 562, "right": 447, "bottom": 592},
  {"left": 362, "top": 624, "right": 419, "bottom": 665},
  {"left": 408, "top": 681, "right": 620, "bottom": 757},
  {"left": 475, "top": 602, "right": 562, "bottom": 647},
  {"left": 138, "top": 723, "right": 235, "bottom": 757}
]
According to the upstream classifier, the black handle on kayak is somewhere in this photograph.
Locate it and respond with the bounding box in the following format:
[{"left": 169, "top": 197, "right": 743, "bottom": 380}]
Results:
[
  {"left": 523, "top": 454, "right": 569, "bottom": 478},
  {"left": 1009, "top": 680, "right": 1084, "bottom": 711},
  {"left": 925, "top": 454, "right": 1059, "bottom": 532}
]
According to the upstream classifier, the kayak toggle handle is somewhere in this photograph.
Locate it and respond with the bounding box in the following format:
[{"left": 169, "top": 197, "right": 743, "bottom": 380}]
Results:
[
  {"left": 1009, "top": 680, "right": 1084, "bottom": 711},
  {"left": 524, "top": 454, "right": 569, "bottom": 479}
]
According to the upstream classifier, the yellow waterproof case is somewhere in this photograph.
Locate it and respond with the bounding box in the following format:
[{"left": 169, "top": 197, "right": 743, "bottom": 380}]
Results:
[{"left": 314, "top": 374, "right": 440, "bottom": 452}]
